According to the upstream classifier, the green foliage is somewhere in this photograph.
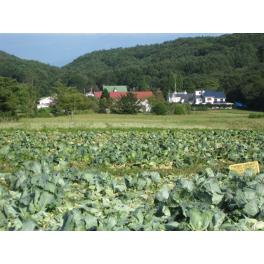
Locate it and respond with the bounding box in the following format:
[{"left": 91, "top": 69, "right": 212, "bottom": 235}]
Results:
[
  {"left": 191, "top": 104, "right": 208, "bottom": 111},
  {"left": 16, "top": 84, "right": 37, "bottom": 117},
  {"left": 99, "top": 98, "right": 112, "bottom": 113},
  {"left": 35, "top": 108, "right": 54, "bottom": 118},
  {"left": 152, "top": 102, "right": 169, "bottom": 115},
  {"left": 112, "top": 93, "right": 141, "bottom": 114},
  {"left": 0, "top": 77, "right": 20, "bottom": 114},
  {"left": 101, "top": 88, "right": 110, "bottom": 99},
  {"left": 1, "top": 129, "right": 263, "bottom": 173},
  {"left": 0, "top": 77, "right": 37, "bottom": 118},
  {"left": 62, "top": 72, "right": 89, "bottom": 92},
  {"left": 189, "top": 208, "right": 213, "bottom": 231},
  {"left": 0, "top": 112, "right": 19, "bottom": 122},
  {"left": 170, "top": 103, "right": 191, "bottom": 115},
  {"left": 1, "top": 34, "right": 264, "bottom": 110},
  {"left": 52, "top": 85, "right": 95, "bottom": 115},
  {"left": 86, "top": 97, "right": 99, "bottom": 113},
  {"left": 248, "top": 113, "right": 264, "bottom": 119},
  {"left": 0, "top": 129, "right": 263, "bottom": 230},
  {"left": 0, "top": 51, "right": 60, "bottom": 96},
  {"left": 63, "top": 34, "right": 264, "bottom": 110},
  {"left": 1, "top": 157, "right": 264, "bottom": 230}
]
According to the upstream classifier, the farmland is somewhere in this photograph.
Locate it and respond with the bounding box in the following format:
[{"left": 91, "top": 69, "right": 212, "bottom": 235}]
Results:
[
  {"left": 0, "top": 128, "right": 264, "bottom": 230},
  {"left": 1, "top": 110, "right": 264, "bottom": 130}
]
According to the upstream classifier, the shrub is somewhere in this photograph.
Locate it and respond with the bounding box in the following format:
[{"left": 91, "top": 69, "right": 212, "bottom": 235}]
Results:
[
  {"left": 0, "top": 111, "right": 19, "bottom": 122},
  {"left": 35, "top": 108, "right": 54, "bottom": 118},
  {"left": 191, "top": 104, "right": 208, "bottom": 111},
  {"left": 170, "top": 103, "right": 191, "bottom": 115},
  {"left": 86, "top": 97, "right": 99, "bottom": 112},
  {"left": 112, "top": 93, "right": 141, "bottom": 114},
  {"left": 174, "top": 104, "right": 191, "bottom": 115},
  {"left": 248, "top": 113, "right": 264, "bottom": 119},
  {"left": 99, "top": 98, "right": 112, "bottom": 113},
  {"left": 152, "top": 102, "right": 169, "bottom": 115}
]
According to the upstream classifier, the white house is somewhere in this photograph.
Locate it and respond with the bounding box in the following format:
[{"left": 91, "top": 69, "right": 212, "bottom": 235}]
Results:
[
  {"left": 201, "top": 90, "right": 226, "bottom": 104},
  {"left": 37, "top": 97, "right": 54, "bottom": 109},
  {"left": 194, "top": 90, "right": 204, "bottom": 104},
  {"left": 93, "top": 90, "right": 154, "bottom": 113},
  {"left": 168, "top": 91, "right": 193, "bottom": 104},
  {"left": 168, "top": 89, "right": 233, "bottom": 107}
]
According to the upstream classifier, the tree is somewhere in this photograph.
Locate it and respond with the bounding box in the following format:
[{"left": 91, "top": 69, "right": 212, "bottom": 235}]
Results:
[
  {"left": 63, "top": 72, "right": 88, "bottom": 92},
  {"left": 0, "top": 77, "right": 19, "bottom": 114},
  {"left": 138, "top": 76, "right": 150, "bottom": 90},
  {"left": 16, "top": 83, "right": 37, "bottom": 117},
  {"left": 52, "top": 85, "right": 91, "bottom": 115},
  {"left": 152, "top": 102, "right": 168, "bottom": 115},
  {"left": 99, "top": 97, "right": 112, "bottom": 113},
  {"left": 113, "top": 93, "right": 141, "bottom": 114},
  {"left": 101, "top": 88, "right": 110, "bottom": 99},
  {"left": 2, "top": 34, "right": 264, "bottom": 111},
  {"left": 98, "top": 88, "right": 112, "bottom": 113},
  {"left": 0, "top": 77, "right": 36, "bottom": 117},
  {"left": 257, "top": 45, "right": 264, "bottom": 63}
]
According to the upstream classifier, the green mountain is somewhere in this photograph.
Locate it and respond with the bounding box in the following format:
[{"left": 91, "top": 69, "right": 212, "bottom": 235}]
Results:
[
  {"left": 0, "top": 33, "right": 264, "bottom": 110},
  {"left": 63, "top": 33, "right": 264, "bottom": 110},
  {"left": 0, "top": 51, "right": 60, "bottom": 96}
]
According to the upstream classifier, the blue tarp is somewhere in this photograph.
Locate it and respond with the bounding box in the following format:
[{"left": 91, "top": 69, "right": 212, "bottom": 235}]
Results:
[{"left": 234, "top": 101, "right": 247, "bottom": 109}]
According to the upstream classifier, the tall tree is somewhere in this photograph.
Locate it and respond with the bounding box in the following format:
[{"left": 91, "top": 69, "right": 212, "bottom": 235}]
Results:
[
  {"left": 0, "top": 77, "right": 37, "bottom": 117},
  {"left": 52, "top": 85, "right": 91, "bottom": 115},
  {"left": 113, "top": 93, "right": 141, "bottom": 114}
]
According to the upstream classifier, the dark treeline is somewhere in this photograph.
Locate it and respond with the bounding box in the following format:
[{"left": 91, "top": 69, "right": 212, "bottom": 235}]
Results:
[
  {"left": 0, "top": 33, "right": 264, "bottom": 110},
  {"left": 0, "top": 51, "right": 60, "bottom": 96}
]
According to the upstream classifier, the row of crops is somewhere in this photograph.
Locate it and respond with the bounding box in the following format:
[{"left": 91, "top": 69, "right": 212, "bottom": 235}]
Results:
[
  {"left": 0, "top": 129, "right": 264, "bottom": 230},
  {"left": 1, "top": 129, "right": 263, "bottom": 171}
]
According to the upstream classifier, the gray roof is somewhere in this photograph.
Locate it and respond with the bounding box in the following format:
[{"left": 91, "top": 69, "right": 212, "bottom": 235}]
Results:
[
  {"left": 203, "top": 90, "right": 225, "bottom": 98},
  {"left": 177, "top": 93, "right": 194, "bottom": 102}
]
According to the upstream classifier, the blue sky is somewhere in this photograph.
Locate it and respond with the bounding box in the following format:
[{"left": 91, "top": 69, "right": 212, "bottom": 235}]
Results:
[{"left": 0, "top": 33, "right": 222, "bottom": 67}]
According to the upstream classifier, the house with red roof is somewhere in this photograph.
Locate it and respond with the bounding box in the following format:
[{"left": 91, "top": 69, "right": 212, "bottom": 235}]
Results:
[{"left": 89, "top": 90, "right": 154, "bottom": 112}]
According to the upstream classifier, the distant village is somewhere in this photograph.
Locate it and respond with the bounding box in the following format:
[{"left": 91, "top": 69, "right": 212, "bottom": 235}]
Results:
[{"left": 37, "top": 85, "right": 233, "bottom": 112}]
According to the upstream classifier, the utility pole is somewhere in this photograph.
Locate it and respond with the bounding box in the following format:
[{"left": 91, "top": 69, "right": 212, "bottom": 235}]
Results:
[{"left": 174, "top": 74, "right": 177, "bottom": 92}]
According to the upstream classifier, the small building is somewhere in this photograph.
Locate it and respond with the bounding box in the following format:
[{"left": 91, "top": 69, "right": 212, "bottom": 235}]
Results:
[
  {"left": 168, "top": 91, "right": 194, "bottom": 104},
  {"left": 37, "top": 97, "right": 54, "bottom": 109},
  {"left": 202, "top": 90, "right": 226, "bottom": 104},
  {"left": 85, "top": 90, "right": 95, "bottom": 97},
  {"left": 168, "top": 89, "right": 232, "bottom": 107},
  {"left": 102, "top": 85, "right": 128, "bottom": 93}
]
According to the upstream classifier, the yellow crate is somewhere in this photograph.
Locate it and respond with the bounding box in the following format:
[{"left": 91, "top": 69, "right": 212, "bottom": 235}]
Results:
[{"left": 229, "top": 161, "right": 260, "bottom": 176}]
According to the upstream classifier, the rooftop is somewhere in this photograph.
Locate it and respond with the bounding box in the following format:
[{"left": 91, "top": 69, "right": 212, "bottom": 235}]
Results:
[
  {"left": 94, "top": 91, "right": 154, "bottom": 100},
  {"left": 103, "top": 85, "right": 128, "bottom": 92},
  {"left": 203, "top": 90, "right": 225, "bottom": 98}
]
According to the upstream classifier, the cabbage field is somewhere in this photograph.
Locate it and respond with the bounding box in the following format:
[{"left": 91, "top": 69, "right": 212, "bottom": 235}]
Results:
[{"left": 0, "top": 129, "right": 264, "bottom": 231}]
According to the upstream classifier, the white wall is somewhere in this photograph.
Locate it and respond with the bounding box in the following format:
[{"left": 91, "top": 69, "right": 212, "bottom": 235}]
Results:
[
  {"left": 139, "top": 99, "right": 151, "bottom": 112},
  {"left": 37, "top": 97, "right": 54, "bottom": 109},
  {"left": 195, "top": 98, "right": 203, "bottom": 104},
  {"left": 168, "top": 92, "right": 182, "bottom": 103},
  {"left": 204, "top": 97, "right": 214, "bottom": 104}
]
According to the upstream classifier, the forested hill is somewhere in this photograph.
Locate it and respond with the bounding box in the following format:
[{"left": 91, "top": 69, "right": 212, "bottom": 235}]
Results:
[
  {"left": 63, "top": 33, "right": 264, "bottom": 110},
  {"left": 0, "top": 34, "right": 264, "bottom": 109},
  {"left": 0, "top": 51, "right": 60, "bottom": 96}
]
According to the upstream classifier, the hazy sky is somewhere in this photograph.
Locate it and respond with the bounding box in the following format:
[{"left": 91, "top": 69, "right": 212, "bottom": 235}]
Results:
[{"left": 0, "top": 33, "right": 222, "bottom": 67}]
